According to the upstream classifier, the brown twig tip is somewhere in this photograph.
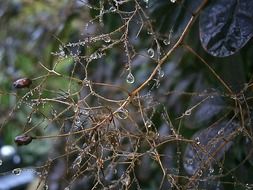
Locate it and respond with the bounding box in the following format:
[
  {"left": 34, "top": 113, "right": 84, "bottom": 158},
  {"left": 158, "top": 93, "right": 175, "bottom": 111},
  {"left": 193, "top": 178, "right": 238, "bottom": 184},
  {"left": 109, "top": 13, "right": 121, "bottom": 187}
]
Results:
[
  {"left": 14, "top": 134, "right": 33, "bottom": 146},
  {"left": 13, "top": 78, "right": 32, "bottom": 89}
]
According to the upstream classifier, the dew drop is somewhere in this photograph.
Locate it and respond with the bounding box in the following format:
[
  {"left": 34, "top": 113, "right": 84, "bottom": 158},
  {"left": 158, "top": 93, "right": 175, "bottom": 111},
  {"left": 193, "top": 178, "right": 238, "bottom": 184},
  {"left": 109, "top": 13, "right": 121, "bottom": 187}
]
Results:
[
  {"left": 126, "top": 72, "right": 135, "bottom": 84},
  {"left": 12, "top": 168, "right": 22, "bottom": 175},
  {"left": 197, "top": 170, "right": 203, "bottom": 177},
  {"left": 145, "top": 119, "right": 152, "bottom": 128},
  {"left": 0, "top": 160, "right": 2, "bottom": 166},
  {"left": 218, "top": 128, "right": 224, "bottom": 135},
  {"left": 185, "top": 109, "right": 192, "bottom": 116},
  {"left": 186, "top": 158, "right": 193, "bottom": 165},
  {"left": 73, "top": 155, "right": 82, "bottom": 166},
  {"left": 170, "top": 0, "right": 176, "bottom": 3},
  {"left": 104, "top": 36, "right": 111, "bottom": 43},
  {"left": 163, "top": 39, "right": 170, "bottom": 45},
  {"left": 85, "top": 23, "right": 89, "bottom": 31},
  {"left": 195, "top": 137, "right": 200, "bottom": 145},
  {"left": 246, "top": 184, "right": 253, "bottom": 190},
  {"left": 64, "top": 187, "right": 70, "bottom": 190},
  {"left": 147, "top": 48, "right": 154, "bottom": 58},
  {"left": 209, "top": 167, "right": 214, "bottom": 174},
  {"left": 28, "top": 117, "right": 32, "bottom": 123},
  {"left": 90, "top": 53, "right": 98, "bottom": 59},
  {"left": 115, "top": 108, "right": 128, "bottom": 120},
  {"left": 43, "top": 185, "right": 49, "bottom": 190},
  {"left": 121, "top": 173, "right": 131, "bottom": 186},
  {"left": 158, "top": 67, "right": 165, "bottom": 78},
  {"left": 109, "top": 6, "right": 116, "bottom": 12}
]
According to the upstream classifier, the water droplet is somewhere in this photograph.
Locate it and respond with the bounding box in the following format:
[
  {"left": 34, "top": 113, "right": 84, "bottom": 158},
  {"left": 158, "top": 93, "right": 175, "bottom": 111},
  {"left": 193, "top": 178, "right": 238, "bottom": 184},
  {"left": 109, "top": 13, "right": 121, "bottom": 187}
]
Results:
[
  {"left": 186, "top": 158, "right": 193, "bottom": 165},
  {"left": 64, "top": 187, "right": 70, "bottom": 190},
  {"left": 121, "top": 173, "right": 131, "bottom": 186},
  {"left": 238, "top": 127, "right": 243, "bottom": 132},
  {"left": 158, "top": 67, "right": 164, "bottom": 78},
  {"left": 109, "top": 6, "right": 116, "bottom": 12},
  {"left": 43, "top": 185, "right": 49, "bottom": 190},
  {"left": 147, "top": 48, "right": 154, "bottom": 58},
  {"left": 104, "top": 36, "right": 111, "bottom": 43},
  {"left": 246, "top": 184, "right": 253, "bottom": 190},
  {"left": 73, "top": 155, "right": 82, "bottom": 167},
  {"left": 218, "top": 128, "right": 224, "bottom": 135},
  {"left": 126, "top": 72, "right": 135, "bottom": 84},
  {"left": 170, "top": 0, "right": 176, "bottom": 3},
  {"left": 143, "top": 0, "right": 148, "bottom": 3},
  {"left": 85, "top": 23, "right": 89, "bottom": 31},
  {"left": 185, "top": 109, "right": 192, "bottom": 116},
  {"left": 163, "top": 39, "right": 170, "bottom": 45},
  {"left": 28, "top": 117, "right": 32, "bottom": 123},
  {"left": 197, "top": 170, "right": 203, "bottom": 176},
  {"left": 115, "top": 108, "right": 128, "bottom": 120},
  {"left": 0, "top": 160, "right": 2, "bottom": 166},
  {"left": 90, "top": 53, "right": 98, "bottom": 59},
  {"left": 12, "top": 168, "right": 22, "bottom": 175},
  {"left": 195, "top": 137, "right": 200, "bottom": 145},
  {"left": 209, "top": 167, "right": 214, "bottom": 174},
  {"left": 145, "top": 119, "right": 152, "bottom": 128}
]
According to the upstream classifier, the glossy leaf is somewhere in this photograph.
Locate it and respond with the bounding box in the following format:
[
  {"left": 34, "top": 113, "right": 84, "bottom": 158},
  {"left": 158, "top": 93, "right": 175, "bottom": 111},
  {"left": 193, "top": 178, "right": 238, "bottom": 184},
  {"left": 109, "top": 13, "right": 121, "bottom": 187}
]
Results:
[{"left": 199, "top": 0, "right": 253, "bottom": 57}]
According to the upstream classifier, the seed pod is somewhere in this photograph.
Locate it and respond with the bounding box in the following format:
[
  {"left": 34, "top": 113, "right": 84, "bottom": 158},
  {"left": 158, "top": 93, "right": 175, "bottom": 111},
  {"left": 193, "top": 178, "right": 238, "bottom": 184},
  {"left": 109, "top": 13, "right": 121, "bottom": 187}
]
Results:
[
  {"left": 14, "top": 135, "right": 33, "bottom": 146},
  {"left": 13, "top": 78, "right": 32, "bottom": 88}
]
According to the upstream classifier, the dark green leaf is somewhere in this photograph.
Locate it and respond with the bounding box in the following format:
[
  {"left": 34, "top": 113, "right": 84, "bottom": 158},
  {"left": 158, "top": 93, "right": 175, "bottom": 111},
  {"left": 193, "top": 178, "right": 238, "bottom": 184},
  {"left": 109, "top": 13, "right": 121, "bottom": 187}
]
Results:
[{"left": 199, "top": 0, "right": 253, "bottom": 57}]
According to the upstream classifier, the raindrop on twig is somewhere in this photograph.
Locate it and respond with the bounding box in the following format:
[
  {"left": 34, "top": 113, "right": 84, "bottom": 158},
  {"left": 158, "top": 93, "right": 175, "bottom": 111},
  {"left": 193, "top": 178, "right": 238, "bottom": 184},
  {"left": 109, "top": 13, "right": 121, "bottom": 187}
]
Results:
[
  {"left": 147, "top": 48, "right": 155, "bottom": 58},
  {"left": 115, "top": 108, "right": 129, "bottom": 120},
  {"left": 126, "top": 72, "right": 135, "bottom": 84},
  {"left": 145, "top": 119, "right": 153, "bottom": 128},
  {"left": 12, "top": 168, "right": 22, "bottom": 175},
  {"left": 195, "top": 137, "right": 200, "bottom": 145}
]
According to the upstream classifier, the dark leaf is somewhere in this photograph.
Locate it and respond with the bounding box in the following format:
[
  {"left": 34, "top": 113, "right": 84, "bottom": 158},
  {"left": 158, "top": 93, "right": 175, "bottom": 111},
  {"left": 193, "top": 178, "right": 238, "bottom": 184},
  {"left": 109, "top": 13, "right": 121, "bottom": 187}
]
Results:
[{"left": 199, "top": 0, "right": 253, "bottom": 57}]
